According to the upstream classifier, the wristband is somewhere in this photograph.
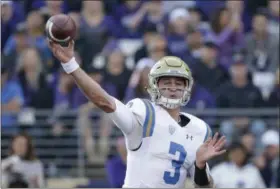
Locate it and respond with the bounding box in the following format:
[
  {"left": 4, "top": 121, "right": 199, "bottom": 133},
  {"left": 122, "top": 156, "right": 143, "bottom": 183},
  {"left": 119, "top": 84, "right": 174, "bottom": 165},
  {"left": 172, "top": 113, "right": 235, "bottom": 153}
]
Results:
[
  {"left": 194, "top": 161, "right": 209, "bottom": 186},
  {"left": 61, "top": 57, "right": 79, "bottom": 74}
]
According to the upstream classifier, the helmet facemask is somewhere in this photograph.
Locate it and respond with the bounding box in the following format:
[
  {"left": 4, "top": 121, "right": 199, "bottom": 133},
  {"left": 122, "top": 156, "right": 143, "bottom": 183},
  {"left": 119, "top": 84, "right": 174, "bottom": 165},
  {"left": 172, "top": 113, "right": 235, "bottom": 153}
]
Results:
[{"left": 147, "top": 74, "right": 193, "bottom": 109}]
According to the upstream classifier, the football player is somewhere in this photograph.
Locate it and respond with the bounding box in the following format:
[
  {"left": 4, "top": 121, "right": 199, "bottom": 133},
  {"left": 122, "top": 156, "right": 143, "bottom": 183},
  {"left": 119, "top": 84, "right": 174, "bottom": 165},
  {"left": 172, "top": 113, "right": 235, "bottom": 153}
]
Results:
[{"left": 48, "top": 41, "right": 226, "bottom": 188}]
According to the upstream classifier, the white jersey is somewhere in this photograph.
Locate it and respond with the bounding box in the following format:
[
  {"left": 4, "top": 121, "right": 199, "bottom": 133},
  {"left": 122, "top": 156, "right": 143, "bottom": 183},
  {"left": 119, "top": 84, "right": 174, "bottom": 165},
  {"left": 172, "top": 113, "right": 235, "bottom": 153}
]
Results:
[
  {"left": 211, "top": 162, "right": 265, "bottom": 188},
  {"left": 108, "top": 98, "right": 212, "bottom": 188}
]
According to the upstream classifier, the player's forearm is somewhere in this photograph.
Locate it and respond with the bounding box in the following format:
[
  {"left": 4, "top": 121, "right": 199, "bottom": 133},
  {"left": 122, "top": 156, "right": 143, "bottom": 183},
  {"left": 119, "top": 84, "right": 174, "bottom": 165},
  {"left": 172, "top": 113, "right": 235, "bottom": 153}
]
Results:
[{"left": 71, "top": 68, "right": 116, "bottom": 113}]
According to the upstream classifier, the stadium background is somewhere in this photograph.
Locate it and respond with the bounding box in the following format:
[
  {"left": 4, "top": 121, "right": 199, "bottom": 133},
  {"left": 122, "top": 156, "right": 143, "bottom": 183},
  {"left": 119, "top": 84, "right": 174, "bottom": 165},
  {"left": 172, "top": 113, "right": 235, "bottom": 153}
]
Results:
[{"left": 1, "top": 0, "right": 279, "bottom": 188}]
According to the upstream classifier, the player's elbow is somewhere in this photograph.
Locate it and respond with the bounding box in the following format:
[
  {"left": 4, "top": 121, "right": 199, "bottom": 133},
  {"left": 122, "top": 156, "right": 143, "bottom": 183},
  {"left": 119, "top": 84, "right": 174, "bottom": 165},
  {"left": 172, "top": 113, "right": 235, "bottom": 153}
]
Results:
[{"left": 96, "top": 97, "right": 116, "bottom": 113}]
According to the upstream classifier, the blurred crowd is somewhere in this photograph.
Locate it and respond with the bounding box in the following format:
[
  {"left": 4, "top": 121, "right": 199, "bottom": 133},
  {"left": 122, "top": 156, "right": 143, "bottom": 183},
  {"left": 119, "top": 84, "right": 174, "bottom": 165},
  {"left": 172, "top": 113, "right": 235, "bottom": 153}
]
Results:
[{"left": 1, "top": 0, "right": 279, "bottom": 188}]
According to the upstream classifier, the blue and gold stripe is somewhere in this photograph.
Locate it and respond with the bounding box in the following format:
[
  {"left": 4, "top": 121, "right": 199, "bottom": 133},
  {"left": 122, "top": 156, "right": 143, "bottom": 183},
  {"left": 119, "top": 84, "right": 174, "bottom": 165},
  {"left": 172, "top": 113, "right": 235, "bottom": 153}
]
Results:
[{"left": 142, "top": 99, "right": 156, "bottom": 138}]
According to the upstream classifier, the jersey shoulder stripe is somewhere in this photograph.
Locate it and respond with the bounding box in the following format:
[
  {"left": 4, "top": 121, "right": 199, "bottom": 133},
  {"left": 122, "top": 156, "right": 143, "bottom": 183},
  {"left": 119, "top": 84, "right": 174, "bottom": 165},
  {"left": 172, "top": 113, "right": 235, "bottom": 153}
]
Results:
[{"left": 141, "top": 99, "right": 155, "bottom": 138}]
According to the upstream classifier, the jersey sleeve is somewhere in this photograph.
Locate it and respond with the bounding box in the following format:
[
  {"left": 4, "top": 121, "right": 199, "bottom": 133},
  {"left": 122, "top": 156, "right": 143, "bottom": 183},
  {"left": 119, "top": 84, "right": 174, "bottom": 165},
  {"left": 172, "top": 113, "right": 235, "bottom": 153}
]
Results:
[
  {"left": 107, "top": 98, "right": 146, "bottom": 150},
  {"left": 203, "top": 122, "right": 213, "bottom": 142}
]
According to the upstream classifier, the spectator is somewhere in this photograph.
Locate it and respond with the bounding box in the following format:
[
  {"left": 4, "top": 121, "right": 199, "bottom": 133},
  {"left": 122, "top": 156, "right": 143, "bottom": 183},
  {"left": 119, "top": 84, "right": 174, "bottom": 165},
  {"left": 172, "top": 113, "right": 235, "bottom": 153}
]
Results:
[
  {"left": 162, "top": 1, "right": 195, "bottom": 14},
  {"left": 89, "top": 66, "right": 120, "bottom": 99},
  {"left": 2, "top": 24, "right": 28, "bottom": 73},
  {"left": 50, "top": 52, "right": 87, "bottom": 135},
  {"left": 4, "top": 10, "right": 52, "bottom": 67},
  {"left": 207, "top": 7, "right": 245, "bottom": 70},
  {"left": 226, "top": 0, "right": 252, "bottom": 33},
  {"left": 254, "top": 130, "right": 279, "bottom": 187},
  {"left": 181, "top": 27, "right": 204, "bottom": 62},
  {"left": 124, "top": 66, "right": 151, "bottom": 102},
  {"left": 218, "top": 60, "right": 266, "bottom": 145},
  {"left": 113, "top": 0, "right": 145, "bottom": 38},
  {"left": 267, "top": 0, "right": 279, "bottom": 37},
  {"left": 137, "top": 32, "right": 168, "bottom": 64},
  {"left": 245, "top": 10, "right": 279, "bottom": 73},
  {"left": 64, "top": 0, "right": 82, "bottom": 13},
  {"left": 77, "top": 68, "right": 119, "bottom": 162},
  {"left": 46, "top": 62, "right": 86, "bottom": 174},
  {"left": 103, "top": 0, "right": 119, "bottom": 15},
  {"left": 191, "top": 41, "right": 229, "bottom": 94},
  {"left": 240, "top": 132, "right": 257, "bottom": 156},
  {"left": 139, "top": 0, "right": 166, "bottom": 34},
  {"left": 266, "top": 68, "right": 280, "bottom": 107},
  {"left": 51, "top": 67, "right": 88, "bottom": 135},
  {"left": 67, "top": 12, "right": 90, "bottom": 70},
  {"left": 79, "top": 1, "right": 119, "bottom": 68},
  {"left": 186, "top": 27, "right": 204, "bottom": 56},
  {"left": 15, "top": 47, "right": 54, "bottom": 134},
  {"left": 226, "top": 1, "right": 244, "bottom": 21},
  {"left": 125, "top": 34, "right": 167, "bottom": 102},
  {"left": 78, "top": 102, "right": 113, "bottom": 162},
  {"left": 1, "top": 133, "right": 44, "bottom": 188},
  {"left": 54, "top": 71, "right": 79, "bottom": 110},
  {"left": 187, "top": 6, "right": 211, "bottom": 36},
  {"left": 134, "top": 24, "right": 158, "bottom": 63},
  {"left": 1, "top": 64, "right": 24, "bottom": 132},
  {"left": 105, "top": 137, "right": 126, "bottom": 188},
  {"left": 145, "top": 34, "right": 168, "bottom": 63},
  {"left": 195, "top": 0, "right": 225, "bottom": 20},
  {"left": 167, "top": 8, "right": 189, "bottom": 57},
  {"left": 36, "top": 0, "right": 64, "bottom": 23},
  {"left": 185, "top": 83, "right": 216, "bottom": 111},
  {"left": 184, "top": 83, "right": 216, "bottom": 126},
  {"left": 16, "top": 47, "right": 54, "bottom": 110},
  {"left": 211, "top": 143, "right": 265, "bottom": 188},
  {"left": 102, "top": 48, "right": 132, "bottom": 101},
  {"left": 216, "top": 60, "right": 264, "bottom": 108},
  {"left": 1, "top": 1, "right": 25, "bottom": 51}
]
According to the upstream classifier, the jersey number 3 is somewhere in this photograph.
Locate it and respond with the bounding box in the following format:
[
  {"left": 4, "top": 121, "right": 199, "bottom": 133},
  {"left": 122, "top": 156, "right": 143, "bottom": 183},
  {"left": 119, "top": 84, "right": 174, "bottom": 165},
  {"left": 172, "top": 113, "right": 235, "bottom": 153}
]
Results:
[{"left": 163, "top": 142, "right": 187, "bottom": 185}]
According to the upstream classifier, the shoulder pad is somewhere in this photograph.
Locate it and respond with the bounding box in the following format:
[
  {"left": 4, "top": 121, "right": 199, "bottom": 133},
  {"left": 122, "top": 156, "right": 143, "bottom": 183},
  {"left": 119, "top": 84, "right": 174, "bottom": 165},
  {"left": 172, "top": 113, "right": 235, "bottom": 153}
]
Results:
[
  {"left": 126, "top": 98, "right": 156, "bottom": 138},
  {"left": 126, "top": 98, "right": 146, "bottom": 125}
]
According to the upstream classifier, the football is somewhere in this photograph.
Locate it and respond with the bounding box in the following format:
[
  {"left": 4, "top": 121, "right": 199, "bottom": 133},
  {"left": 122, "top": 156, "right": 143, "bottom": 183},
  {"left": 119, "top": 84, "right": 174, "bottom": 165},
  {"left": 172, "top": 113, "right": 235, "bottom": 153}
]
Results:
[{"left": 46, "top": 14, "right": 76, "bottom": 46}]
